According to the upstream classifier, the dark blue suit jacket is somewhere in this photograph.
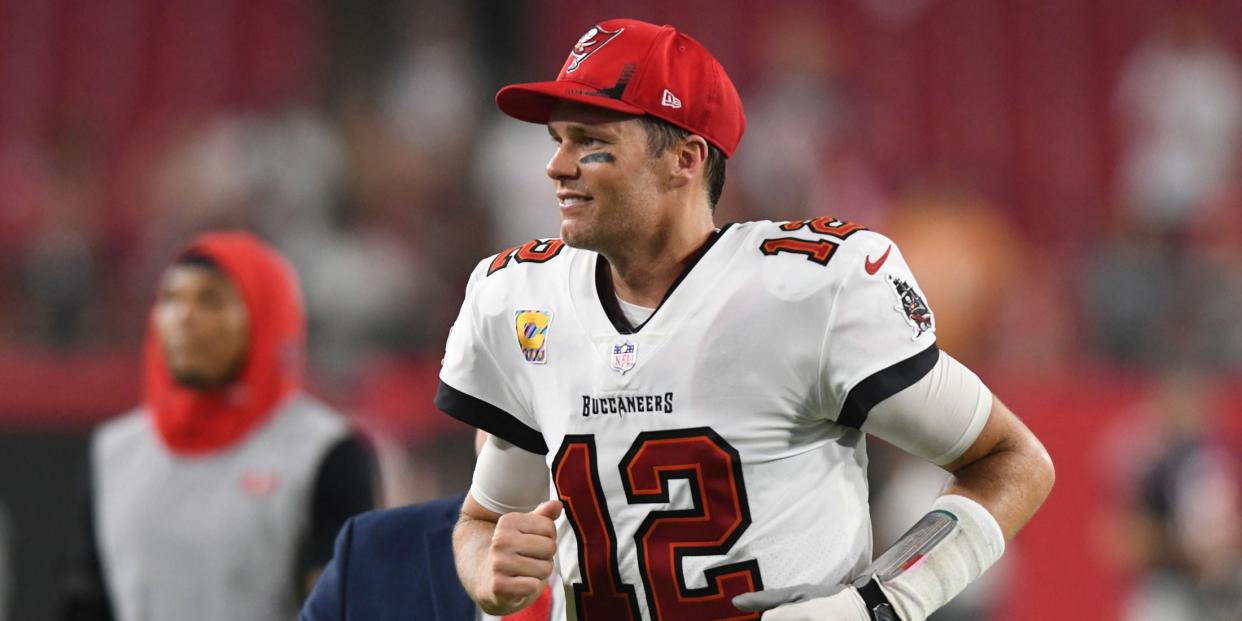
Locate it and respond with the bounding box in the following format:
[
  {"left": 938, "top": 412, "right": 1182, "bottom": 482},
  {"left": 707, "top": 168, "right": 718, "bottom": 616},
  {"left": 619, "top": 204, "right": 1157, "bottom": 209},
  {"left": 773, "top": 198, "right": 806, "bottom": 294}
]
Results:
[{"left": 300, "top": 494, "right": 475, "bottom": 621}]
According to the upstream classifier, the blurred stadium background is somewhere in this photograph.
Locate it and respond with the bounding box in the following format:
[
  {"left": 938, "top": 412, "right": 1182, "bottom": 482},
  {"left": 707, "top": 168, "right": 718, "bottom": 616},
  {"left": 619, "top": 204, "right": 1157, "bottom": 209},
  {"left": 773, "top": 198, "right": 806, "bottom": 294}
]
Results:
[{"left": 1, "top": 0, "right": 1241, "bottom": 618}]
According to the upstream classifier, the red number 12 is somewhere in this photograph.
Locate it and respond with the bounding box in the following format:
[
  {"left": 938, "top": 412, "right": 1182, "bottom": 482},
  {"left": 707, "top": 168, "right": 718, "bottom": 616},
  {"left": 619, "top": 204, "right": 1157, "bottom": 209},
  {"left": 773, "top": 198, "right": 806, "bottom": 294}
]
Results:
[{"left": 552, "top": 428, "right": 763, "bottom": 621}]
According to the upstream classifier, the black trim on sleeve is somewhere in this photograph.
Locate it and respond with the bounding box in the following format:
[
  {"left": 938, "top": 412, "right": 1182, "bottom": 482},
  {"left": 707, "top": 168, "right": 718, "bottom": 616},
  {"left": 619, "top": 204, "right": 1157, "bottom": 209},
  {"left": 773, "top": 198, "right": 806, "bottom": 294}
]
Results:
[
  {"left": 435, "top": 381, "right": 548, "bottom": 455},
  {"left": 837, "top": 343, "right": 940, "bottom": 429},
  {"left": 299, "top": 432, "right": 377, "bottom": 589}
]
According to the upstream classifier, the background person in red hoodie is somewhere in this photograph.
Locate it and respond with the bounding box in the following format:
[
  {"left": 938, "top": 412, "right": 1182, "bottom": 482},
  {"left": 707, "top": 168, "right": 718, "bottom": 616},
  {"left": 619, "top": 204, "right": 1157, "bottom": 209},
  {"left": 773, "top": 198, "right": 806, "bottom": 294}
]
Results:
[{"left": 60, "top": 231, "right": 378, "bottom": 621}]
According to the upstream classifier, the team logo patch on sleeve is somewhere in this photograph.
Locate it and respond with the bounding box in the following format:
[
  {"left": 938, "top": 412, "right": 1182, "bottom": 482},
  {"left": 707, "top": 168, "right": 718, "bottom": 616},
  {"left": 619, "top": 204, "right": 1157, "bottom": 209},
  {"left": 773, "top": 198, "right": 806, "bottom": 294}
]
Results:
[
  {"left": 886, "top": 274, "right": 934, "bottom": 339},
  {"left": 515, "top": 310, "right": 553, "bottom": 363},
  {"left": 610, "top": 340, "right": 638, "bottom": 373}
]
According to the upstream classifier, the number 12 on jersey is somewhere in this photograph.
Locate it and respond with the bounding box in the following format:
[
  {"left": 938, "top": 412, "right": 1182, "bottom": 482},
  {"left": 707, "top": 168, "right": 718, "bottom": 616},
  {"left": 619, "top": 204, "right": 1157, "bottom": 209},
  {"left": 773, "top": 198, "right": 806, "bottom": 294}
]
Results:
[{"left": 552, "top": 428, "right": 764, "bottom": 620}]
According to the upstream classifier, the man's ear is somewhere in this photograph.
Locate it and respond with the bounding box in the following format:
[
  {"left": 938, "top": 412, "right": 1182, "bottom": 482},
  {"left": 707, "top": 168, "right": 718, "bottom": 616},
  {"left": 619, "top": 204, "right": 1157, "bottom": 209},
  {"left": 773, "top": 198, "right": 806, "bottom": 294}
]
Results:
[{"left": 667, "top": 135, "right": 709, "bottom": 191}]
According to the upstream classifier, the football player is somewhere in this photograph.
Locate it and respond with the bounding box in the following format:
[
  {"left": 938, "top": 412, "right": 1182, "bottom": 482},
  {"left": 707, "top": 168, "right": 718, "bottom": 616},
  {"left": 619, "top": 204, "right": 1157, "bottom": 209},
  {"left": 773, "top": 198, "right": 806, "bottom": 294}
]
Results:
[{"left": 438, "top": 18, "right": 1054, "bottom": 621}]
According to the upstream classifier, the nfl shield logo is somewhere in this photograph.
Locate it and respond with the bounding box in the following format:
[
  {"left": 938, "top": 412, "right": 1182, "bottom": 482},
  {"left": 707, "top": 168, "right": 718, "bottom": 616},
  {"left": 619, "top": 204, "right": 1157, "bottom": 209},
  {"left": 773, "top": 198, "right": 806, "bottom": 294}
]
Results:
[{"left": 610, "top": 340, "right": 637, "bottom": 373}]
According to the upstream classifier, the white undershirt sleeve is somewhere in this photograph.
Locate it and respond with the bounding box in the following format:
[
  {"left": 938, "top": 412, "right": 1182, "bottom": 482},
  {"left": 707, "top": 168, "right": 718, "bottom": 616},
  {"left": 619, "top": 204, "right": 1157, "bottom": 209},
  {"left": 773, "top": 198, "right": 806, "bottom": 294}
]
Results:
[
  {"left": 863, "top": 350, "right": 992, "bottom": 466},
  {"left": 469, "top": 435, "right": 551, "bottom": 515}
]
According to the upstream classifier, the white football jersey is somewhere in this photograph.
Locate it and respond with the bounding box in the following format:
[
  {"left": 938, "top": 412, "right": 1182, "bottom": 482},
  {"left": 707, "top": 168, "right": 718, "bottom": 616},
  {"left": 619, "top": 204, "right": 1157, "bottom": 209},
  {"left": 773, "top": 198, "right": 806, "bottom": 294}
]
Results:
[{"left": 438, "top": 219, "right": 944, "bottom": 621}]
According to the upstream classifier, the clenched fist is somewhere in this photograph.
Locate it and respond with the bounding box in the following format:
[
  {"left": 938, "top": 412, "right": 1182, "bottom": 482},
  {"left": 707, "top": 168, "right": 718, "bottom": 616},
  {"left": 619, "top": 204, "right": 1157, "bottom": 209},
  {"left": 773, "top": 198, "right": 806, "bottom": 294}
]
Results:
[{"left": 480, "top": 499, "right": 562, "bottom": 613}]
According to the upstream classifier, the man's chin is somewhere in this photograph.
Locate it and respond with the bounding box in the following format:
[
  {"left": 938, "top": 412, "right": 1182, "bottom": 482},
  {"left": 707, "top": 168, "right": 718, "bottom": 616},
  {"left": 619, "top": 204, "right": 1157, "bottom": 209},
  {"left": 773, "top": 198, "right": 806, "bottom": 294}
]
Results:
[
  {"left": 170, "top": 369, "right": 230, "bottom": 391},
  {"left": 560, "top": 224, "right": 598, "bottom": 251},
  {"left": 167, "top": 359, "right": 241, "bottom": 391}
]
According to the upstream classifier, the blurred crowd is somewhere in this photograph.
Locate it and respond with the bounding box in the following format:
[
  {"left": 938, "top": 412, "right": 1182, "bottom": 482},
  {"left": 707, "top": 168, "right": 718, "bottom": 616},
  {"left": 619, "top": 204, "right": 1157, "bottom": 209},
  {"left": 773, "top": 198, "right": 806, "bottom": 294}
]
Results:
[
  {"left": 2, "top": 2, "right": 1240, "bottom": 378},
  {"left": 0, "top": 0, "right": 1241, "bottom": 619}
]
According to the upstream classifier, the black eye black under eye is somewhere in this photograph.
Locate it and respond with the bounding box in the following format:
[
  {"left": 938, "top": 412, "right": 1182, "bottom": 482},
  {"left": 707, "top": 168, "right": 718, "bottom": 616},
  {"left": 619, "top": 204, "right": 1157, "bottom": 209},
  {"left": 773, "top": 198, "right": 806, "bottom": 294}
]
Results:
[{"left": 579, "top": 152, "right": 616, "bottom": 165}]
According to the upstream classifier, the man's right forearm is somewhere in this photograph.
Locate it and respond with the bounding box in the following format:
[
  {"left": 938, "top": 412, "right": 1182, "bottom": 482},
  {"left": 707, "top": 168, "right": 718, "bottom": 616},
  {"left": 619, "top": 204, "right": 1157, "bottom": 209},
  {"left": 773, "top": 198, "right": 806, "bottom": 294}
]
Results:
[
  {"left": 454, "top": 495, "right": 562, "bottom": 616},
  {"left": 453, "top": 514, "right": 501, "bottom": 612},
  {"left": 453, "top": 512, "right": 552, "bottom": 616}
]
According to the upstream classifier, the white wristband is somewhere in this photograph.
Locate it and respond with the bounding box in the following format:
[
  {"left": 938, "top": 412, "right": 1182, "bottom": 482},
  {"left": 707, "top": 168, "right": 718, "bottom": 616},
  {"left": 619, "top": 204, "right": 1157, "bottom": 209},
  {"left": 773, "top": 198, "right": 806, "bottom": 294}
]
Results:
[{"left": 870, "top": 494, "right": 1005, "bottom": 621}]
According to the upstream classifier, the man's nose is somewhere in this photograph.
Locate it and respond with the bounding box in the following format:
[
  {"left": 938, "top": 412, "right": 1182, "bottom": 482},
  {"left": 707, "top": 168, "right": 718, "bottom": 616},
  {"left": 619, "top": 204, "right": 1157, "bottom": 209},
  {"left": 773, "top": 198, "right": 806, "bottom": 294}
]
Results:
[
  {"left": 546, "top": 143, "right": 579, "bottom": 181},
  {"left": 171, "top": 300, "right": 196, "bottom": 325}
]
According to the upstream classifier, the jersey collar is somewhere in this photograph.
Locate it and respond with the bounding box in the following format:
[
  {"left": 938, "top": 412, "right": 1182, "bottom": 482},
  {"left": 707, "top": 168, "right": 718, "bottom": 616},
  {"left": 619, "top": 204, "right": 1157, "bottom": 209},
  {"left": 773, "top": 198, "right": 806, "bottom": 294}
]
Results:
[{"left": 592, "top": 224, "right": 734, "bottom": 335}]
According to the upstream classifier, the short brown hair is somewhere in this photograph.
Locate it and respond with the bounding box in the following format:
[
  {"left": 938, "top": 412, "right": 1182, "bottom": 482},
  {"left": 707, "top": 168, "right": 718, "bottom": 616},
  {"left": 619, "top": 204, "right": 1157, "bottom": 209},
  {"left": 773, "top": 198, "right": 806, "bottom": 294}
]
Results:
[{"left": 638, "top": 116, "right": 726, "bottom": 212}]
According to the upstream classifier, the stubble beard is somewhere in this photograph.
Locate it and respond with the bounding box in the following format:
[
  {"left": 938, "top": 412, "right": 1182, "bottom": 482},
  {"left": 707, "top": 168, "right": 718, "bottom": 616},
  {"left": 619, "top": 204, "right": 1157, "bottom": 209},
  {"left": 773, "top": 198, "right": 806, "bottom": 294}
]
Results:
[
  {"left": 560, "top": 155, "right": 665, "bottom": 258},
  {"left": 561, "top": 203, "right": 648, "bottom": 260},
  {"left": 561, "top": 181, "right": 658, "bottom": 260},
  {"left": 560, "top": 197, "right": 616, "bottom": 253}
]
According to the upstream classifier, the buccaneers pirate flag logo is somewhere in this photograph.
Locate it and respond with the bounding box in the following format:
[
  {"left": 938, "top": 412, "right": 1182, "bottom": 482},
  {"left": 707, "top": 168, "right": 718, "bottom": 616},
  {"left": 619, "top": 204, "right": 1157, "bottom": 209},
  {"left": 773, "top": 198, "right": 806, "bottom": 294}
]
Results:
[
  {"left": 566, "top": 25, "right": 623, "bottom": 73},
  {"left": 887, "top": 274, "right": 934, "bottom": 339}
]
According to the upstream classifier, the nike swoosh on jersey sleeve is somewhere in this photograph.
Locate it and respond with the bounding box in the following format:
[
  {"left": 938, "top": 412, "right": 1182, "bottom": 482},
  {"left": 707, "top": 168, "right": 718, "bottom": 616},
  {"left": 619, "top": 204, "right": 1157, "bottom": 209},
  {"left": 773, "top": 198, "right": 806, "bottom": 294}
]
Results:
[{"left": 864, "top": 245, "right": 892, "bottom": 275}]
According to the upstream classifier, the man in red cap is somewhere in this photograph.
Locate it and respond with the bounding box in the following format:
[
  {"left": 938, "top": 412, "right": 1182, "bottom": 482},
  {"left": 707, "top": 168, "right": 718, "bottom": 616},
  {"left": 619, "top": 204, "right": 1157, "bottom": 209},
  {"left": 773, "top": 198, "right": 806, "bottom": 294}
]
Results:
[
  {"left": 439, "top": 18, "right": 1054, "bottom": 621},
  {"left": 61, "top": 231, "right": 377, "bottom": 621}
]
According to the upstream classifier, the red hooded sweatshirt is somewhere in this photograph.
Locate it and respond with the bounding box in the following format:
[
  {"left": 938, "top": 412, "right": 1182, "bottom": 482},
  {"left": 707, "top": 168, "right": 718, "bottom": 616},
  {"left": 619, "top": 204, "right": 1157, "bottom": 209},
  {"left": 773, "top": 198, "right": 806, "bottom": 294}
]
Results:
[{"left": 143, "top": 231, "right": 305, "bottom": 455}]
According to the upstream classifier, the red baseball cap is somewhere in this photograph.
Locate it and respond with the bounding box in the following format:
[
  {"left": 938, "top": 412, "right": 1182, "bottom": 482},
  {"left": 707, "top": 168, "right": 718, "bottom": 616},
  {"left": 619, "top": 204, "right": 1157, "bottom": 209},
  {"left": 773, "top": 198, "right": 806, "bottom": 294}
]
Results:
[{"left": 496, "top": 19, "right": 746, "bottom": 157}]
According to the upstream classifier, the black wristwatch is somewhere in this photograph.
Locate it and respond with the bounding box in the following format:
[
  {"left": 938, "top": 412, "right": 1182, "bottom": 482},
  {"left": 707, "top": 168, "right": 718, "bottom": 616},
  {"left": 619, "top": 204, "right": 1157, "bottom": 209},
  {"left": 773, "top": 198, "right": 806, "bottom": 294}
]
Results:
[{"left": 852, "top": 576, "right": 899, "bottom": 621}]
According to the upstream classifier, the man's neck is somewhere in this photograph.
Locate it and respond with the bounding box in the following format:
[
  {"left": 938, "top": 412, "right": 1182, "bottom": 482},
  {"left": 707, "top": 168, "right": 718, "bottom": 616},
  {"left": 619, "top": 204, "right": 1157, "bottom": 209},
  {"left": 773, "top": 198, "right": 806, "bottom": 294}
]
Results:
[{"left": 604, "top": 217, "right": 716, "bottom": 308}]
